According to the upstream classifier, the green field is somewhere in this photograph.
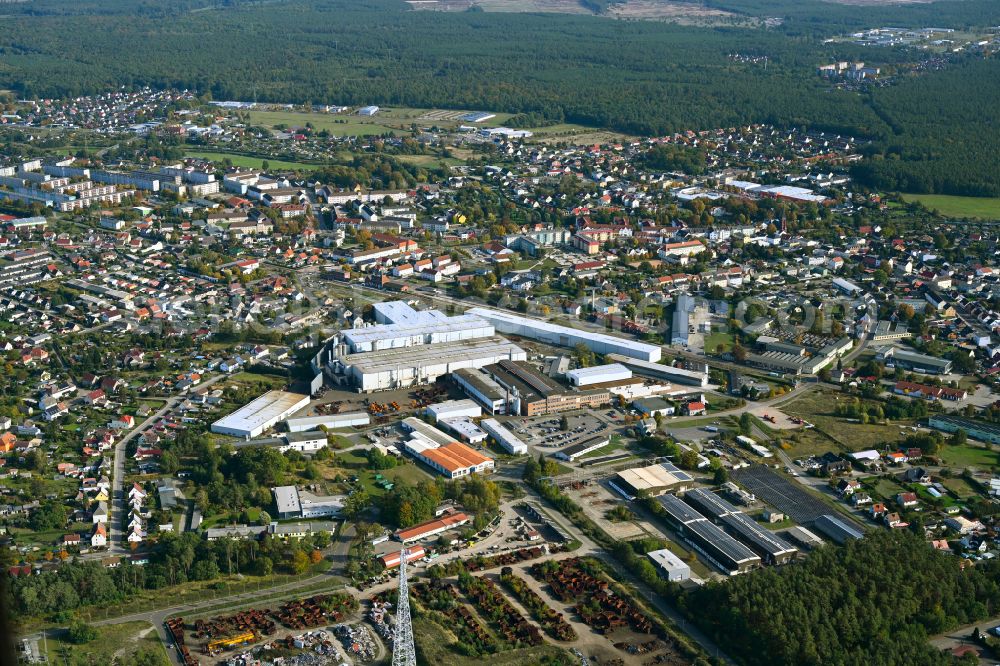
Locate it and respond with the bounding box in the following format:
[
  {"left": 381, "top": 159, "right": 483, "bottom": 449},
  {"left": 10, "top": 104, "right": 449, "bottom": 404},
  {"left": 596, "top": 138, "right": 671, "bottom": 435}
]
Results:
[
  {"left": 704, "top": 329, "right": 735, "bottom": 354},
  {"left": 901, "top": 193, "right": 1000, "bottom": 220},
  {"left": 394, "top": 154, "right": 467, "bottom": 167},
  {"left": 244, "top": 107, "right": 599, "bottom": 141},
  {"left": 940, "top": 475, "right": 981, "bottom": 499},
  {"left": 334, "top": 450, "right": 434, "bottom": 495},
  {"left": 42, "top": 621, "right": 168, "bottom": 665},
  {"left": 183, "top": 150, "right": 320, "bottom": 171},
  {"left": 781, "top": 389, "right": 912, "bottom": 455},
  {"left": 246, "top": 106, "right": 517, "bottom": 137},
  {"left": 938, "top": 443, "right": 1000, "bottom": 470}
]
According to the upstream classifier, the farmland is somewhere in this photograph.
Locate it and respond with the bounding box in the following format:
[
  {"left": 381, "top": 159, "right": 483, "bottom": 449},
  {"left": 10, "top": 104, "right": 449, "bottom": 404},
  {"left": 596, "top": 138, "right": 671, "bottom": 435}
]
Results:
[
  {"left": 901, "top": 193, "right": 1000, "bottom": 220},
  {"left": 183, "top": 151, "right": 321, "bottom": 171},
  {"left": 243, "top": 106, "right": 605, "bottom": 143},
  {"left": 247, "top": 106, "right": 513, "bottom": 136}
]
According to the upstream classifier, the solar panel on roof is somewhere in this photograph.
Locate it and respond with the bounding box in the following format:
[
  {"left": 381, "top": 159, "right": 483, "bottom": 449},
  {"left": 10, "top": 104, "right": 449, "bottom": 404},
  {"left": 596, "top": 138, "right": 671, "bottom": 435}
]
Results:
[
  {"left": 661, "top": 462, "right": 692, "bottom": 482},
  {"left": 657, "top": 493, "right": 705, "bottom": 525},
  {"left": 684, "top": 487, "right": 740, "bottom": 519},
  {"left": 686, "top": 519, "right": 759, "bottom": 564},
  {"left": 720, "top": 513, "right": 797, "bottom": 557}
]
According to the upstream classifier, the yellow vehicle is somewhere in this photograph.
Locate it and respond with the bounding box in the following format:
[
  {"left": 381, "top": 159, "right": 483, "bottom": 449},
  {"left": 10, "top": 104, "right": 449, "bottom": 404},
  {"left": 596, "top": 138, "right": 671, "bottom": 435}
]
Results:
[{"left": 207, "top": 632, "right": 256, "bottom": 653}]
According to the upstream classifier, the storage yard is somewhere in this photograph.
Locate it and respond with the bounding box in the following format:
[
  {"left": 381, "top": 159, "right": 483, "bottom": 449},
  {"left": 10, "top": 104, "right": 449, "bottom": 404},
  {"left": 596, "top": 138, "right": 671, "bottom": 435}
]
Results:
[{"left": 164, "top": 593, "right": 361, "bottom": 664}]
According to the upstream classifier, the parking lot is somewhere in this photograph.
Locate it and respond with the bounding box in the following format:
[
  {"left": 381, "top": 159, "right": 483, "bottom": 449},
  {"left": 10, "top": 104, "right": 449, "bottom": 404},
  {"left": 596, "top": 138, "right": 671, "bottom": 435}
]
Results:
[{"left": 499, "top": 411, "right": 612, "bottom": 453}]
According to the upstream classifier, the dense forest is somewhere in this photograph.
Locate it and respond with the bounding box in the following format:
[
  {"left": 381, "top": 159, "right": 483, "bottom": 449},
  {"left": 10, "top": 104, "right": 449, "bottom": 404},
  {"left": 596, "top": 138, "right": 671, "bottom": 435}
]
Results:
[
  {"left": 0, "top": 0, "right": 997, "bottom": 194},
  {"left": 681, "top": 530, "right": 1000, "bottom": 666}
]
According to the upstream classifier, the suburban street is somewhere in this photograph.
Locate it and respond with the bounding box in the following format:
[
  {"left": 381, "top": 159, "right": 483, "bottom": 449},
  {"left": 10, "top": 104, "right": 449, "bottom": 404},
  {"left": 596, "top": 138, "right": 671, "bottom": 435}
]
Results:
[{"left": 107, "top": 374, "right": 228, "bottom": 555}]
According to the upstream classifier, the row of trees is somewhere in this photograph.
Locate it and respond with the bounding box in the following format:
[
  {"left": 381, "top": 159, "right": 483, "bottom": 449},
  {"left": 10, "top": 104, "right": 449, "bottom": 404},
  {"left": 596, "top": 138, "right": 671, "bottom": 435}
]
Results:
[{"left": 7, "top": 530, "right": 327, "bottom": 618}]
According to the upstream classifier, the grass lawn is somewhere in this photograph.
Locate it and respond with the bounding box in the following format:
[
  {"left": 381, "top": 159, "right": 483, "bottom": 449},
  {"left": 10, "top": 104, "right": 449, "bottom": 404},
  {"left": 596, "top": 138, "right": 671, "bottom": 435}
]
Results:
[
  {"left": 578, "top": 442, "right": 627, "bottom": 459},
  {"left": 380, "top": 463, "right": 434, "bottom": 486},
  {"left": 11, "top": 522, "right": 93, "bottom": 547},
  {"left": 654, "top": 538, "right": 713, "bottom": 579},
  {"left": 43, "top": 621, "right": 168, "bottom": 666},
  {"left": 530, "top": 122, "right": 605, "bottom": 136},
  {"left": 938, "top": 443, "right": 1000, "bottom": 470},
  {"left": 940, "top": 476, "right": 981, "bottom": 499},
  {"left": 333, "top": 452, "right": 434, "bottom": 495},
  {"left": 782, "top": 389, "right": 911, "bottom": 453},
  {"left": 247, "top": 109, "right": 409, "bottom": 136},
  {"left": 865, "top": 477, "right": 906, "bottom": 501},
  {"left": 704, "top": 329, "right": 735, "bottom": 354},
  {"left": 227, "top": 372, "right": 290, "bottom": 390},
  {"left": 184, "top": 150, "right": 320, "bottom": 171},
  {"left": 901, "top": 193, "right": 1000, "bottom": 220}
]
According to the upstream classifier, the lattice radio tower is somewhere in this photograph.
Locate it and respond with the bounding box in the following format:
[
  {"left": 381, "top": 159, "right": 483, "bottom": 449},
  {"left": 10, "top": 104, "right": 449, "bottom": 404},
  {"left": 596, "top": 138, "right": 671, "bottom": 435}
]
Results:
[{"left": 391, "top": 548, "right": 416, "bottom": 666}]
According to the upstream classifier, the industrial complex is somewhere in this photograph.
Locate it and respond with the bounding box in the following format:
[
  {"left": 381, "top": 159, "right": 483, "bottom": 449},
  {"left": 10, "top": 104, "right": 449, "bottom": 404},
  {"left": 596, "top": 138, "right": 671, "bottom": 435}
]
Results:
[
  {"left": 466, "top": 307, "right": 663, "bottom": 362},
  {"left": 211, "top": 390, "right": 311, "bottom": 439}
]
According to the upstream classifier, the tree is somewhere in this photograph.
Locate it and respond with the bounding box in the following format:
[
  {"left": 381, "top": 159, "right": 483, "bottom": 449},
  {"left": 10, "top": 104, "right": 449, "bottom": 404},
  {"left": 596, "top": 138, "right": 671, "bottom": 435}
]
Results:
[
  {"left": 68, "top": 621, "right": 99, "bottom": 644},
  {"left": 342, "top": 489, "right": 370, "bottom": 520},
  {"left": 30, "top": 501, "right": 68, "bottom": 531},
  {"left": 397, "top": 500, "right": 415, "bottom": 528},
  {"left": 290, "top": 550, "right": 310, "bottom": 575},
  {"left": 309, "top": 549, "right": 323, "bottom": 565},
  {"left": 684, "top": 529, "right": 1000, "bottom": 666},
  {"left": 254, "top": 556, "right": 274, "bottom": 576},
  {"left": 559, "top": 415, "right": 569, "bottom": 431},
  {"left": 191, "top": 559, "right": 220, "bottom": 581},
  {"left": 949, "top": 428, "right": 968, "bottom": 448},
  {"left": 732, "top": 342, "right": 747, "bottom": 363},
  {"left": 678, "top": 449, "right": 700, "bottom": 470},
  {"left": 949, "top": 350, "right": 976, "bottom": 374},
  {"left": 574, "top": 342, "right": 596, "bottom": 368},
  {"left": 26, "top": 448, "right": 46, "bottom": 471},
  {"left": 739, "top": 412, "right": 753, "bottom": 436}
]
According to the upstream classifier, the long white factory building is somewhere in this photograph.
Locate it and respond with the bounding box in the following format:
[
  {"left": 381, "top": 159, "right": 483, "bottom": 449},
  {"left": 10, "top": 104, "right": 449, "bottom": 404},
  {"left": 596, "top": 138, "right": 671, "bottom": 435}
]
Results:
[
  {"left": 285, "top": 412, "right": 370, "bottom": 433},
  {"left": 426, "top": 399, "right": 482, "bottom": 422},
  {"left": 329, "top": 302, "right": 527, "bottom": 392},
  {"left": 566, "top": 363, "right": 633, "bottom": 387},
  {"left": 340, "top": 337, "right": 526, "bottom": 392},
  {"left": 605, "top": 353, "right": 709, "bottom": 387},
  {"left": 481, "top": 418, "right": 528, "bottom": 455},
  {"left": 466, "top": 307, "right": 662, "bottom": 363},
  {"left": 342, "top": 314, "right": 493, "bottom": 353},
  {"left": 211, "top": 390, "right": 310, "bottom": 439}
]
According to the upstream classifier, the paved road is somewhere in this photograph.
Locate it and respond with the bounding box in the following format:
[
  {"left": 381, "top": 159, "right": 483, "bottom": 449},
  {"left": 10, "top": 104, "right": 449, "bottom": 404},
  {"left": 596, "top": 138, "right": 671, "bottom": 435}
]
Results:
[
  {"left": 930, "top": 616, "right": 1000, "bottom": 665},
  {"left": 107, "top": 374, "right": 227, "bottom": 554},
  {"left": 94, "top": 522, "right": 354, "bottom": 664},
  {"left": 93, "top": 566, "right": 347, "bottom": 665}
]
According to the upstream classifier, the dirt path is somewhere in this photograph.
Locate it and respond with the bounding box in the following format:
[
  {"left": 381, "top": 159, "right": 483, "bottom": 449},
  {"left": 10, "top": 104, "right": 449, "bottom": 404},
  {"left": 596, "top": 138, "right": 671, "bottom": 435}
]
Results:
[
  {"left": 495, "top": 562, "right": 628, "bottom": 664},
  {"left": 110, "top": 625, "right": 156, "bottom": 663}
]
